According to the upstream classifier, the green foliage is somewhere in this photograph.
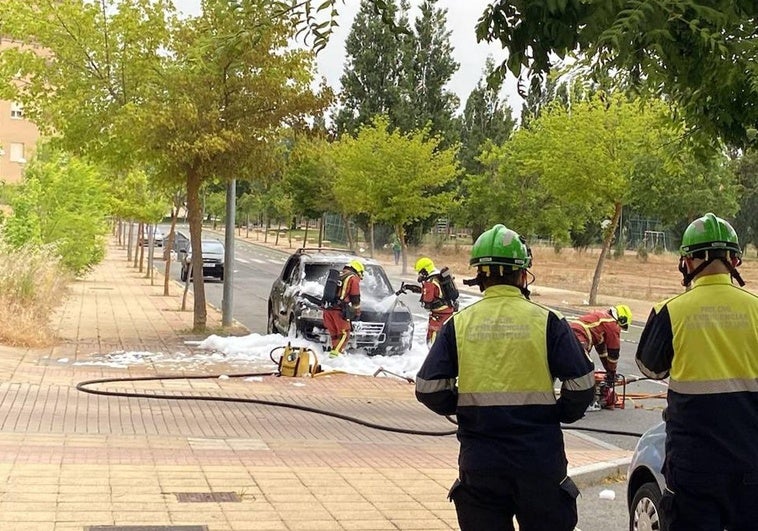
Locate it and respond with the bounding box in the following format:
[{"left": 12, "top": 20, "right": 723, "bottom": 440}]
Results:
[
  {"left": 334, "top": 0, "right": 412, "bottom": 136},
  {"left": 0, "top": 0, "right": 172, "bottom": 169},
  {"left": 4, "top": 149, "right": 109, "bottom": 275},
  {"left": 334, "top": 0, "right": 459, "bottom": 148},
  {"left": 331, "top": 115, "right": 459, "bottom": 236},
  {"left": 474, "top": 1, "right": 758, "bottom": 147},
  {"left": 731, "top": 149, "right": 758, "bottom": 253},
  {"left": 282, "top": 134, "right": 337, "bottom": 219},
  {"left": 405, "top": 0, "right": 460, "bottom": 148},
  {"left": 458, "top": 58, "right": 516, "bottom": 177}
]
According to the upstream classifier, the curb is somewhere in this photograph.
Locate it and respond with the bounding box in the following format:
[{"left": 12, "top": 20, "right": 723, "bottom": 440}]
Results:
[{"left": 570, "top": 456, "right": 632, "bottom": 488}]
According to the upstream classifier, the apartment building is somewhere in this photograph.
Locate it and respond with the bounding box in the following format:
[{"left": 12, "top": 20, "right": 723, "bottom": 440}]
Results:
[{"left": 0, "top": 39, "right": 41, "bottom": 184}]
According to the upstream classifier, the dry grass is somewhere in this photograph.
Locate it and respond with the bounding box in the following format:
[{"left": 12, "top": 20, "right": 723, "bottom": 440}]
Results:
[
  {"left": 391, "top": 241, "right": 758, "bottom": 302},
  {"left": 0, "top": 242, "right": 70, "bottom": 347},
  {"left": 223, "top": 227, "right": 758, "bottom": 302}
]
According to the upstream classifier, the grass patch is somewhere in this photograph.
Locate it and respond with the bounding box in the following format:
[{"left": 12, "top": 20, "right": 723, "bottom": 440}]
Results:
[{"left": 0, "top": 242, "right": 69, "bottom": 347}]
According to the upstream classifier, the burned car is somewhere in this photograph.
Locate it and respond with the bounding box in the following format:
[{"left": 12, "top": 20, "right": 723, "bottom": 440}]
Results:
[{"left": 268, "top": 248, "right": 414, "bottom": 355}]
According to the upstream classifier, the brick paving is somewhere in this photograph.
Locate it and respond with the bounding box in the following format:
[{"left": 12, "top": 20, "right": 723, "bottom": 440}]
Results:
[{"left": 0, "top": 240, "right": 632, "bottom": 530}]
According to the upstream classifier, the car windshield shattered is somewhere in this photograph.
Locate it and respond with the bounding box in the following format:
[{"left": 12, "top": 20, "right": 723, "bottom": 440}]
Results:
[{"left": 303, "top": 263, "right": 393, "bottom": 299}]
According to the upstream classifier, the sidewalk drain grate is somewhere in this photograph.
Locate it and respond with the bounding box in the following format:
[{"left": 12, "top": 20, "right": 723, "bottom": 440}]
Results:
[
  {"left": 87, "top": 527, "right": 208, "bottom": 531},
  {"left": 175, "top": 491, "right": 241, "bottom": 503}
]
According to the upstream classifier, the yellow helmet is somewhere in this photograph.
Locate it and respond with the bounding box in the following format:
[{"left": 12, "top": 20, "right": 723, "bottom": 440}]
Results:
[
  {"left": 610, "top": 304, "right": 632, "bottom": 330},
  {"left": 414, "top": 257, "right": 435, "bottom": 274},
  {"left": 348, "top": 259, "right": 365, "bottom": 278}
]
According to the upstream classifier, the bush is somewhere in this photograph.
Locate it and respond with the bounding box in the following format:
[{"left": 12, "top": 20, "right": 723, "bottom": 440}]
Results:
[
  {"left": 0, "top": 241, "right": 69, "bottom": 346},
  {"left": 3, "top": 149, "right": 109, "bottom": 276}
]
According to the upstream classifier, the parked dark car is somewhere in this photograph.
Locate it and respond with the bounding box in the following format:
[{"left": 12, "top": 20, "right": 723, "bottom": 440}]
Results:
[
  {"left": 268, "top": 248, "right": 414, "bottom": 355},
  {"left": 627, "top": 420, "right": 667, "bottom": 531},
  {"left": 179, "top": 238, "right": 225, "bottom": 282}
]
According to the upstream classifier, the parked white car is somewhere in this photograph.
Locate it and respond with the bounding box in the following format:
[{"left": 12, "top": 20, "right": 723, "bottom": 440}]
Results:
[{"left": 627, "top": 421, "right": 668, "bottom": 531}]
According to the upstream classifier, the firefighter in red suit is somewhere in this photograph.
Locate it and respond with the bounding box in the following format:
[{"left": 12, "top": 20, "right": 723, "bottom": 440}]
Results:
[
  {"left": 569, "top": 304, "right": 632, "bottom": 409},
  {"left": 323, "top": 259, "right": 364, "bottom": 358},
  {"left": 410, "top": 257, "right": 456, "bottom": 346}
]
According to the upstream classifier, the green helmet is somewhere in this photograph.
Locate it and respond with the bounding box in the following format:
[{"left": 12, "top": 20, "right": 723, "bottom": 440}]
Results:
[
  {"left": 470, "top": 224, "right": 532, "bottom": 269},
  {"left": 680, "top": 213, "right": 741, "bottom": 257}
]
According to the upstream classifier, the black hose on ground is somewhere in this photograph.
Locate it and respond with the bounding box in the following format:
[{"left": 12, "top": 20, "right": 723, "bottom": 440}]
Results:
[
  {"left": 75, "top": 372, "right": 458, "bottom": 437},
  {"left": 76, "top": 371, "right": 646, "bottom": 438}
]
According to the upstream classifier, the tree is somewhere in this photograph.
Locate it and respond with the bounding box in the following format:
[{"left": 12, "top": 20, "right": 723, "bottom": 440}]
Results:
[
  {"left": 280, "top": 1, "right": 758, "bottom": 146},
  {"left": 141, "top": 0, "right": 330, "bottom": 330},
  {"left": 1, "top": 0, "right": 329, "bottom": 331},
  {"left": 0, "top": 0, "right": 171, "bottom": 169},
  {"left": 405, "top": 0, "right": 460, "bottom": 148},
  {"left": 732, "top": 150, "right": 758, "bottom": 255},
  {"left": 333, "top": 0, "right": 411, "bottom": 136},
  {"left": 473, "top": 1, "right": 758, "bottom": 147},
  {"left": 499, "top": 94, "right": 730, "bottom": 304},
  {"left": 282, "top": 134, "right": 337, "bottom": 220},
  {"left": 4, "top": 148, "right": 110, "bottom": 275},
  {"left": 331, "top": 116, "right": 458, "bottom": 272},
  {"left": 456, "top": 58, "right": 516, "bottom": 238}
]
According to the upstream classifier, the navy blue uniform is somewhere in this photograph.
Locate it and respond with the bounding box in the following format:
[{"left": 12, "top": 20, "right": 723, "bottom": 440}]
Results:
[
  {"left": 416, "top": 285, "right": 594, "bottom": 531},
  {"left": 636, "top": 273, "right": 758, "bottom": 531}
]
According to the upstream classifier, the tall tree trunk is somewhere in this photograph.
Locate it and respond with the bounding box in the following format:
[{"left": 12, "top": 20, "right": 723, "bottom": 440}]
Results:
[
  {"left": 318, "top": 214, "right": 324, "bottom": 248},
  {"left": 138, "top": 222, "right": 145, "bottom": 273},
  {"left": 264, "top": 216, "right": 269, "bottom": 243},
  {"left": 397, "top": 225, "right": 407, "bottom": 275},
  {"left": 187, "top": 169, "right": 207, "bottom": 331},
  {"left": 164, "top": 205, "right": 179, "bottom": 297},
  {"left": 127, "top": 221, "right": 134, "bottom": 262},
  {"left": 134, "top": 223, "right": 141, "bottom": 268},
  {"left": 246, "top": 214, "right": 250, "bottom": 238},
  {"left": 303, "top": 219, "right": 309, "bottom": 246},
  {"left": 344, "top": 215, "right": 354, "bottom": 250},
  {"left": 275, "top": 220, "right": 281, "bottom": 246},
  {"left": 588, "top": 202, "right": 623, "bottom": 305},
  {"left": 369, "top": 219, "right": 375, "bottom": 258}
]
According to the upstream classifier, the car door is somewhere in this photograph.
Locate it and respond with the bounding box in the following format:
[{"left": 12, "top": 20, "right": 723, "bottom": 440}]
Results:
[{"left": 270, "top": 255, "right": 300, "bottom": 331}]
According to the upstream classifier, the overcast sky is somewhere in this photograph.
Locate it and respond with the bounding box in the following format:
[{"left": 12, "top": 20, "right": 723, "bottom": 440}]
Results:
[
  {"left": 174, "top": 0, "right": 524, "bottom": 118},
  {"left": 313, "top": 1, "right": 523, "bottom": 117}
]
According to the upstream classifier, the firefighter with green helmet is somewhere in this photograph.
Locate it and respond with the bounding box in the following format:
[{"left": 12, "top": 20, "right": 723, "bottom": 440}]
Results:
[
  {"left": 415, "top": 224, "right": 595, "bottom": 531},
  {"left": 636, "top": 213, "right": 758, "bottom": 531}
]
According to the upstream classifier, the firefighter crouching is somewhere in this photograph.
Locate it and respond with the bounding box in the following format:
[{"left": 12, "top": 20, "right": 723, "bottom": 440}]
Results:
[
  {"left": 322, "top": 259, "right": 364, "bottom": 358},
  {"left": 415, "top": 223, "right": 595, "bottom": 531},
  {"left": 636, "top": 213, "right": 758, "bottom": 531},
  {"left": 569, "top": 304, "right": 632, "bottom": 410}
]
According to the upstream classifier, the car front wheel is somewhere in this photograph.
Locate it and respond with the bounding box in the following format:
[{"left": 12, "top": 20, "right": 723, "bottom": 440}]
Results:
[{"left": 630, "top": 481, "right": 666, "bottom": 531}]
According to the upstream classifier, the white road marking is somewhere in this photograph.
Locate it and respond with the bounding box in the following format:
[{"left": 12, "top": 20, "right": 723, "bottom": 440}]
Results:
[{"left": 236, "top": 257, "right": 249, "bottom": 264}]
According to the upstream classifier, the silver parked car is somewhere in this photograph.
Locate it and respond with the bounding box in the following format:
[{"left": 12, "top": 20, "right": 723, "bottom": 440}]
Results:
[{"left": 627, "top": 421, "right": 668, "bottom": 531}]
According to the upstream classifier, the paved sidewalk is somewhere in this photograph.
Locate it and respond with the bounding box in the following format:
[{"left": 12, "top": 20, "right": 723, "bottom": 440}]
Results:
[{"left": 0, "top": 240, "right": 632, "bottom": 531}]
